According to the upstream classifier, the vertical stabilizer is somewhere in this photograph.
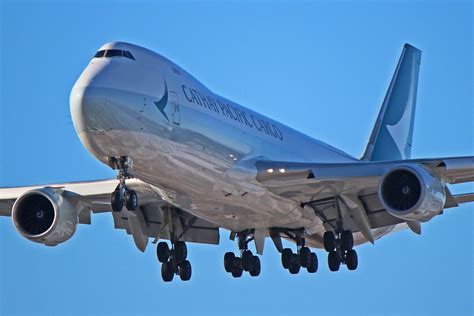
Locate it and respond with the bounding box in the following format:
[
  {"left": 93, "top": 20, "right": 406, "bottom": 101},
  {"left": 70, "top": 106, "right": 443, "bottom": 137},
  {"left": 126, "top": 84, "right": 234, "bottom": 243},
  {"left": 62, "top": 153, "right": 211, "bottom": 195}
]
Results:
[{"left": 362, "top": 44, "right": 422, "bottom": 161}]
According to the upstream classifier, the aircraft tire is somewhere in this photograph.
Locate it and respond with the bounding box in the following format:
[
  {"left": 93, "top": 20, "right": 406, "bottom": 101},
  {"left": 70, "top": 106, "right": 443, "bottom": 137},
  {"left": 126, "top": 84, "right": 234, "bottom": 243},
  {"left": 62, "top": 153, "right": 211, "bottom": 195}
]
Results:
[
  {"left": 179, "top": 260, "right": 192, "bottom": 281},
  {"left": 307, "top": 252, "right": 318, "bottom": 273},
  {"left": 249, "top": 256, "right": 261, "bottom": 277},
  {"left": 299, "top": 247, "right": 311, "bottom": 268},
  {"left": 157, "top": 242, "right": 170, "bottom": 263},
  {"left": 323, "top": 231, "right": 336, "bottom": 252},
  {"left": 125, "top": 189, "right": 138, "bottom": 211},
  {"left": 328, "top": 251, "right": 340, "bottom": 272},
  {"left": 289, "top": 254, "right": 301, "bottom": 274},
  {"left": 231, "top": 257, "right": 243, "bottom": 278},
  {"left": 281, "top": 248, "right": 293, "bottom": 269},
  {"left": 341, "top": 230, "right": 354, "bottom": 251},
  {"left": 346, "top": 249, "right": 358, "bottom": 271},
  {"left": 224, "top": 252, "right": 235, "bottom": 273},
  {"left": 242, "top": 250, "right": 254, "bottom": 271},
  {"left": 111, "top": 189, "right": 123, "bottom": 212},
  {"left": 175, "top": 241, "right": 187, "bottom": 263},
  {"left": 161, "top": 261, "right": 174, "bottom": 282}
]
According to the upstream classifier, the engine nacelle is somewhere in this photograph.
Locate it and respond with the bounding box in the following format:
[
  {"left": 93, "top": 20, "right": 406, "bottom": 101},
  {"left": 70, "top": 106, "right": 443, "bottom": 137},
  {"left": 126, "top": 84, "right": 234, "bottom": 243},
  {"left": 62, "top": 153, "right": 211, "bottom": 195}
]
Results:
[
  {"left": 12, "top": 188, "right": 78, "bottom": 246},
  {"left": 378, "top": 164, "right": 446, "bottom": 222}
]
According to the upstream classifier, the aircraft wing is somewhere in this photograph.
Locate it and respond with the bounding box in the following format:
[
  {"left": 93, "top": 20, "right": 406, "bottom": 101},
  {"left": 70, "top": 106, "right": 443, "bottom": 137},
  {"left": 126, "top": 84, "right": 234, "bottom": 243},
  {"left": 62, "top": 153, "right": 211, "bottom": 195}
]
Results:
[
  {"left": 255, "top": 156, "right": 474, "bottom": 242},
  {"left": 256, "top": 156, "right": 474, "bottom": 201},
  {"left": 0, "top": 179, "right": 220, "bottom": 251}
]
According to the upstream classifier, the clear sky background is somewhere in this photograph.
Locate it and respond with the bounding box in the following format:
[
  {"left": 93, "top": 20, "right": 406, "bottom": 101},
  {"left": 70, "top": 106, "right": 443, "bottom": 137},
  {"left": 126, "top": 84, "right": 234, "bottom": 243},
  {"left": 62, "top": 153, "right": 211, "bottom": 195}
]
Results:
[{"left": 0, "top": 1, "right": 473, "bottom": 315}]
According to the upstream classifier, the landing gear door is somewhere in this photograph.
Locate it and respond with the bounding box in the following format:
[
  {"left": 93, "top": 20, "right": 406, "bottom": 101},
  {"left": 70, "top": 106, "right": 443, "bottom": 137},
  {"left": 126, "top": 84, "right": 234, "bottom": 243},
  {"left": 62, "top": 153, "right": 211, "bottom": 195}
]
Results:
[{"left": 170, "top": 91, "right": 180, "bottom": 126}]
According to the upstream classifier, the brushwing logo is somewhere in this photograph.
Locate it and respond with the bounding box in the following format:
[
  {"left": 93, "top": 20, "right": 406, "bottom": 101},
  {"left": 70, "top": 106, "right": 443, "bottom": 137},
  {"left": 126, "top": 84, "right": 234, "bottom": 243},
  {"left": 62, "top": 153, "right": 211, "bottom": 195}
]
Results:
[
  {"left": 154, "top": 81, "right": 169, "bottom": 122},
  {"left": 386, "top": 60, "right": 417, "bottom": 159}
]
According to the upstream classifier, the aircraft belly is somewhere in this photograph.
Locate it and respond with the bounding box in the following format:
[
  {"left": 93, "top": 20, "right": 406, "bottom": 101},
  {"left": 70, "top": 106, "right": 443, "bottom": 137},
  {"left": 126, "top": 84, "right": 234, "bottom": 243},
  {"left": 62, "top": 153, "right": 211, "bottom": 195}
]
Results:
[
  {"left": 127, "top": 131, "right": 306, "bottom": 231},
  {"left": 83, "top": 128, "right": 306, "bottom": 232}
]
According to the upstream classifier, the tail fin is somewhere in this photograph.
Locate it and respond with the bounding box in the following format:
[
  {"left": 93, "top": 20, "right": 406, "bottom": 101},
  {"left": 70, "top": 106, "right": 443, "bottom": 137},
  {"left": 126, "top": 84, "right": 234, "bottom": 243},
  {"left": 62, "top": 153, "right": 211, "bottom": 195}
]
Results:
[{"left": 362, "top": 44, "right": 422, "bottom": 161}]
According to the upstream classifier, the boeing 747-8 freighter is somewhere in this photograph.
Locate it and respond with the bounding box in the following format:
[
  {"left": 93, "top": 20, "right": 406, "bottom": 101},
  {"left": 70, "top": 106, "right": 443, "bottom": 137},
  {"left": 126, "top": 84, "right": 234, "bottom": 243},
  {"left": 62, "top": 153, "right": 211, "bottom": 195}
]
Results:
[{"left": 1, "top": 42, "right": 472, "bottom": 282}]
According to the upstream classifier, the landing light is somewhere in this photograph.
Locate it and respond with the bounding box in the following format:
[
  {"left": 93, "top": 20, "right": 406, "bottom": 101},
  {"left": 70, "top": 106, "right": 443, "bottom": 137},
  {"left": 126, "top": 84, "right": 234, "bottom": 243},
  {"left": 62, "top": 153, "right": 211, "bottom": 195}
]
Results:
[
  {"left": 267, "top": 169, "right": 274, "bottom": 173},
  {"left": 279, "top": 168, "right": 286, "bottom": 174}
]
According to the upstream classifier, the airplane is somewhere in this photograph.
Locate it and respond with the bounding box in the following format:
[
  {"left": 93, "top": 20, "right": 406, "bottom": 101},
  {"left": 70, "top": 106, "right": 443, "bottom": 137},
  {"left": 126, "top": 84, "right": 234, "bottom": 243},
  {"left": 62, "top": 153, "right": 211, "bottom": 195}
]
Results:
[{"left": 1, "top": 42, "right": 473, "bottom": 282}]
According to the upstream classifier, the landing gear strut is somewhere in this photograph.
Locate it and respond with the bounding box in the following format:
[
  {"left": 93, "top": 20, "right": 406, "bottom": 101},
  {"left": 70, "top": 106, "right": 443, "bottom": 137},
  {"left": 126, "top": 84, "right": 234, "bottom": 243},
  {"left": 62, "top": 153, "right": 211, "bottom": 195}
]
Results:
[
  {"left": 279, "top": 230, "right": 318, "bottom": 275},
  {"left": 224, "top": 230, "right": 261, "bottom": 278},
  {"left": 157, "top": 240, "right": 192, "bottom": 282},
  {"left": 323, "top": 230, "right": 358, "bottom": 271},
  {"left": 109, "top": 156, "right": 138, "bottom": 212}
]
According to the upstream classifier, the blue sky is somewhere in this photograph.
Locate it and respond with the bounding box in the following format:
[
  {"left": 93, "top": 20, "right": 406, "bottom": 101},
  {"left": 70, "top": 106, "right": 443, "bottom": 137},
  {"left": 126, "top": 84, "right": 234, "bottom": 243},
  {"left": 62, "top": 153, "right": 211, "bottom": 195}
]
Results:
[{"left": 0, "top": 1, "right": 472, "bottom": 315}]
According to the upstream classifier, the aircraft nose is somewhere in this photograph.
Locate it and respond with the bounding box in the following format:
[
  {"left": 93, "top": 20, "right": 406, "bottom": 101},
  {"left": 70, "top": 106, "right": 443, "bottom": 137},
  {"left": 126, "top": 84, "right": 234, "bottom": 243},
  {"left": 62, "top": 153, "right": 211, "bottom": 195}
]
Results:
[{"left": 70, "top": 83, "right": 110, "bottom": 134}]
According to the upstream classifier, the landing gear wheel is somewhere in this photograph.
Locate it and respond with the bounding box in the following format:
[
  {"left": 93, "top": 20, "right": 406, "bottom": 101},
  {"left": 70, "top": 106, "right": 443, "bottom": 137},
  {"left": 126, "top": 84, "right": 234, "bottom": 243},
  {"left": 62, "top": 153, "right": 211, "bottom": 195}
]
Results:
[
  {"left": 175, "top": 241, "right": 187, "bottom": 263},
  {"left": 346, "top": 249, "right": 358, "bottom": 271},
  {"left": 299, "top": 247, "right": 311, "bottom": 268},
  {"left": 161, "top": 261, "right": 174, "bottom": 282},
  {"left": 249, "top": 256, "right": 261, "bottom": 277},
  {"left": 289, "top": 254, "right": 301, "bottom": 274},
  {"left": 179, "top": 260, "right": 192, "bottom": 281},
  {"left": 328, "top": 251, "right": 340, "bottom": 272},
  {"left": 242, "top": 250, "right": 254, "bottom": 271},
  {"left": 323, "top": 231, "right": 336, "bottom": 252},
  {"left": 224, "top": 252, "right": 235, "bottom": 273},
  {"left": 157, "top": 242, "right": 170, "bottom": 263},
  {"left": 341, "top": 230, "right": 354, "bottom": 251},
  {"left": 231, "top": 257, "right": 243, "bottom": 278},
  {"left": 307, "top": 252, "right": 318, "bottom": 273},
  {"left": 281, "top": 248, "right": 293, "bottom": 269},
  {"left": 111, "top": 189, "right": 123, "bottom": 212},
  {"left": 125, "top": 189, "right": 138, "bottom": 211}
]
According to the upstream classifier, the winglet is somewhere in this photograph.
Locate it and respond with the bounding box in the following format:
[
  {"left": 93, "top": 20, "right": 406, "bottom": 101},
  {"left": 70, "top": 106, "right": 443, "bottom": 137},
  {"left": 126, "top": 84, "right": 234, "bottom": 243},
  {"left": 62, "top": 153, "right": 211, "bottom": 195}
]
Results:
[{"left": 362, "top": 44, "right": 422, "bottom": 161}]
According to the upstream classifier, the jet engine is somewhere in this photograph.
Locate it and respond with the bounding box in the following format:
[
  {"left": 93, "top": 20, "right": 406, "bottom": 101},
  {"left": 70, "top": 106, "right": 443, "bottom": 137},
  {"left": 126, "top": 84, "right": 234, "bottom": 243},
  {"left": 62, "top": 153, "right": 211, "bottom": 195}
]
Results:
[
  {"left": 378, "top": 164, "right": 446, "bottom": 222},
  {"left": 12, "top": 188, "right": 79, "bottom": 246}
]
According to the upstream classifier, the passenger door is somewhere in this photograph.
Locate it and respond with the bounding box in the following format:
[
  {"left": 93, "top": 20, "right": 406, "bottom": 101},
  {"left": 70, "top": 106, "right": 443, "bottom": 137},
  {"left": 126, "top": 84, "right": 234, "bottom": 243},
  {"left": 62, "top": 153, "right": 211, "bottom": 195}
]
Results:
[{"left": 170, "top": 91, "right": 180, "bottom": 126}]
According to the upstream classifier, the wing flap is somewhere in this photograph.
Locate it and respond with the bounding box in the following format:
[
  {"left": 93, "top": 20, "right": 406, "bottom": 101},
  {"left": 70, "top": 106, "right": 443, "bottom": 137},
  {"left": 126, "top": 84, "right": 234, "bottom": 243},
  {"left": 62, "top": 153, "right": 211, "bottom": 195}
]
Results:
[
  {"left": 307, "top": 194, "right": 404, "bottom": 233},
  {"left": 112, "top": 204, "right": 220, "bottom": 245},
  {"left": 454, "top": 193, "right": 474, "bottom": 204}
]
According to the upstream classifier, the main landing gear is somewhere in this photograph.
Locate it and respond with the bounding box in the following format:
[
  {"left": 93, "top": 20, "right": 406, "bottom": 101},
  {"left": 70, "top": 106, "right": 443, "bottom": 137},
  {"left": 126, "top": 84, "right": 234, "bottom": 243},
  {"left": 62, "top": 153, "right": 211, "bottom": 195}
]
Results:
[
  {"left": 157, "top": 240, "right": 192, "bottom": 282},
  {"left": 323, "top": 230, "right": 358, "bottom": 271},
  {"left": 109, "top": 156, "right": 138, "bottom": 213},
  {"left": 224, "top": 231, "right": 261, "bottom": 278},
  {"left": 279, "top": 231, "right": 318, "bottom": 275}
]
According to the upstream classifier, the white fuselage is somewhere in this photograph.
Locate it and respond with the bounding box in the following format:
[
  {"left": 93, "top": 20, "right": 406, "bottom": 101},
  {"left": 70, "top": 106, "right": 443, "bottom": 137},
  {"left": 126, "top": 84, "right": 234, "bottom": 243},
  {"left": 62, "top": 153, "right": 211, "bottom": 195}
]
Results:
[{"left": 70, "top": 42, "right": 357, "bottom": 235}]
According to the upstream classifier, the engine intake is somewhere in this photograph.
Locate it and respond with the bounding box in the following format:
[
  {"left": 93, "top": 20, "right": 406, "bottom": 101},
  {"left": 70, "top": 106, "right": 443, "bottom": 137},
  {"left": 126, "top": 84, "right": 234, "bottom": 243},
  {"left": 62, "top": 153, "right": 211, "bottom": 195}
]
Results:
[
  {"left": 12, "top": 188, "right": 78, "bottom": 246},
  {"left": 378, "top": 164, "right": 446, "bottom": 222},
  {"left": 15, "top": 193, "right": 56, "bottom": 236}
]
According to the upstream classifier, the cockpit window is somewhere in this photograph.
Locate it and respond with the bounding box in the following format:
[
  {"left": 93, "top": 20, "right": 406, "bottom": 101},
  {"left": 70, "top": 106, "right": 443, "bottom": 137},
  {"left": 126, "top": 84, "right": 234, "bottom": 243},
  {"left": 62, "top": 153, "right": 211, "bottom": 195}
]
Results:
[
  {"left": 93, "top": 49, "right": 135, "bottom": 60},
  {"left": 122, "top": 50, "right": 136, "bottom": 60},
  {"left": 94, "top": 50, "right": 105, "bottom": 58},
  {"left": 105, "top": 49, "right": 122, "bottom": 57}
]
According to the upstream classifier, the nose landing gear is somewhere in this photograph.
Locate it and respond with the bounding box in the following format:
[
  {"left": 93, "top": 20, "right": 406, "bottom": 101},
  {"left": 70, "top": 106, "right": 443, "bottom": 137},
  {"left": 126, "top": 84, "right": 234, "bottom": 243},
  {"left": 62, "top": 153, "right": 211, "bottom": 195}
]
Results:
[{"left": 109, "top": 156, "right": 138, "bottom": 212}]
